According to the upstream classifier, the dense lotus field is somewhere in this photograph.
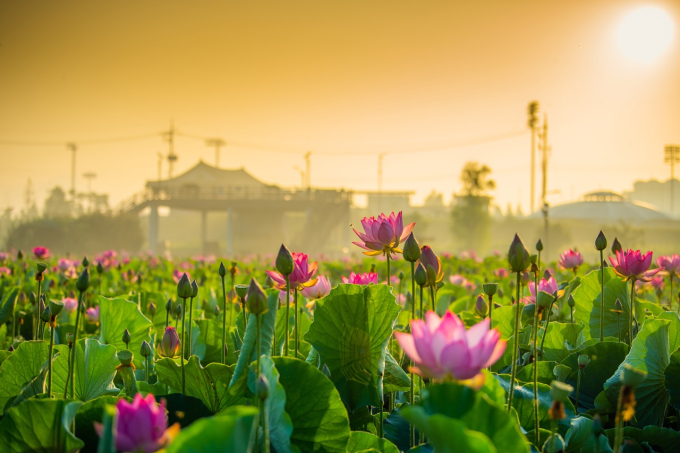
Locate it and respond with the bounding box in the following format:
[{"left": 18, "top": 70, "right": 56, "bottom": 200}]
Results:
[{"left": 0, "top": 212, "right": 679, "bottom": 452}]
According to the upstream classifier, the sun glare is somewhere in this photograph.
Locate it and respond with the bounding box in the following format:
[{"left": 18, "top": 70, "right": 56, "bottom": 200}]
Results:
[{"left": 617, "top": 6, "right": 674, "bottom": 63}]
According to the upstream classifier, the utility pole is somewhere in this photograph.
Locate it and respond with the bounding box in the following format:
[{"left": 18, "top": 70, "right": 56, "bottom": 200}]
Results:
[
  {"left": 527, "top": 102, "right": 540, "bottom": 213},
  {"left": 539, "top": 114, "right": 551, "bottom": 258},
  {"left": 665, "top": 145, "right": 680, "bottom": 215},
  {"left": 66, "top": 143, "right": 78, "bottom": 200},
  {"left": 377, "top": 153, "right": 387, "bottom": 214},
  {"left": 206, "top": 138, "right": 226, "bottom": 167},
  {"left": 304, "top": 152, "right": 312, "bottom": 188},
  {"left": 83, "top": 172, "right": 96, "bottom": 213},
  {"left": 163, "top": 121, "right": 177, "bottom": 178}
]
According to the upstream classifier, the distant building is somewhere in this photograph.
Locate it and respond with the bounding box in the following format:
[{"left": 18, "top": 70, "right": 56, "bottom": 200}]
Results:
[
  {"left": 625, "top": 178, "right": 680, "bottom": 218},
  {"left": 528, "top": 191, "right": 670, "bottom": 223}
]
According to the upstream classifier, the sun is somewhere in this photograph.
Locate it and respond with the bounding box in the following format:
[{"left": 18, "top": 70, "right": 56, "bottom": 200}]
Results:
[{"left": 617, "top": 6, "right": 675, "bottom": 63}]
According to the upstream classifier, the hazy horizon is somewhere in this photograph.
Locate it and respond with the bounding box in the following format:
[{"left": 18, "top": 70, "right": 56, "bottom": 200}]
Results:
[{"left": 1, "top": 0, "right": 679, "bottom": 215}]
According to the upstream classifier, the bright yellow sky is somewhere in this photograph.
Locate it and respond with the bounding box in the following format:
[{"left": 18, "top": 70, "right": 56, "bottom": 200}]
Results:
[{"left": 1, "top": 0, "right": 678, "bottom": 214}]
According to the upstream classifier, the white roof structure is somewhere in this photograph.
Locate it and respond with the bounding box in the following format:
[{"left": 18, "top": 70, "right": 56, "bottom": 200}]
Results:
[{"left": 528, "top": 191, "right": 671, "bottom": 222}]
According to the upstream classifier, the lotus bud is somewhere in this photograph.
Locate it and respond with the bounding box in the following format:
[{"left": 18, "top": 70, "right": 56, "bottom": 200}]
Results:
[
  {"left": 29, "top": 291, "right": 37, "bottom": 305},
  {"left": 118, "top": 349, "right": 134, "bottom": 367},
  {"left": 425, "top": 264, "right": 437, "bottom": 286},
  {"left": 229, "top": 262, "right": 238, "bottom": 276},
  {"left": 235, "top": 284, "right": 249, "bottom": 300},
  {"left": 595, "top": 231, "right": 607, "bottom": 251},
  {"left": 522, "top": 351, "right": 532, "bottom": 366},
  {"left": 256, "top": 374, "right": 270, "bottom": 401},
  {"left": 497, "top": 288, "right": 504, "bottom": 298},
  {"left": 246, "top": 279, "right": 268, "bottom": 315},
  {"left": 322, "top": 364, "right": 331, "bottom": 379},
  {"left": 529, "top": 254, "right": 537, "bottom": 265},
  {"left": 177, "top": 273, "right": 192, "bottom": 299},
  {"left": 553, "top": 364, "right": 571, "bottom": 382},
  {"left": 66, "top": 333, "right": 74, "bottom": 346},
  {"left": 165, "top": 299, "right": 172, "bottom": 312},
  {"left": 414, "top": 262, "right": 427, "bottom": 287},
  {"left": 621, "top": 364, "right": 646, "bottom": 388},
  {"left": 612, "top": 237, "right": 622, "bottom": 254},
  {"left": 159, "top": 327, "right": 181, "bottom": 358},
  {"left": 82, "top": 256, "right": 89, "bottom": 268},
  {"left": 191, "top": 279, "right": 199, "bottom": 298},
  {"left": 174, "top": 303, "right": 182, "bottom": 318},
  {"left": 17, "top": 250, "right": 23, "bottom": 260},
  {"left": 265, "top": 274, "right": 274, "bottom": 288},
  {"left": 508, "top": 234, "right": 530, "bottom": 273},
  {"left": 475, "top": 295, "right": 488, "bottom": 318},
  {"left": 614, "top": 299, "right": 623, "bottom": 313},
  {"left": 218, "top": 262, "right": 227, "bottom": 277},
  {"left": 550, "top": 380, "right": 573, "bottom": 403},
  {"left": 96, "top": 262, "right": 104, "bottom": 274},
  {"left": 147, "top": 302, "right": 156, "bottom": 317},
  {"left": 140, "top": 340, "right": 152, "bottom": 358},
  {"left": 482, "top": 283, "right": 498, "bottom": 297},
  {"left": 213, "top": 305, "right": 220, "bottom": 317},
  {"left": 76, "top": 268, "right": 90, "bottom": 292},
  {"left": 398, "top": 271, "right": 404, "bottom": 280},
  {"left": 436, "top": 281, "right": 444, "bottom": 290},
  {"left": 8, "top": 345, "right": 14, "bottom": 352},
  {"left": 275, "top": 244, "right": 294, "bottom": 276},
  {"left": 402, "top": 233, "right": 421, "bottom": 263},
  {"left": 38, "top": 295, "right": 46, "bottom": 315},
  {"left": 577, "top": 354, "right": 591, "bottom": 371},
  {"left": 542, "top": 434, "right": 565, "bottom": 453},
  {"left": 122, "top": 329, "right": 131, "bottom": 348},
  {"left": 40, "top": 306, "right": 51, "bottom": 323},
  {"left": 567, "top": 294, "right": 575, "bottom": 308},
  {"left": 536, "top": 290, "right": 554, "bottom": 309},
  {"left": 536, "top": 239, "right": 544, "bottom": 252}
]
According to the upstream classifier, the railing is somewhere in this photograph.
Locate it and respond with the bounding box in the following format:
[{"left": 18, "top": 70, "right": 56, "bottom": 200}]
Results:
[{"left": 113, "top": 186, "right": 352, "bottom": 215}]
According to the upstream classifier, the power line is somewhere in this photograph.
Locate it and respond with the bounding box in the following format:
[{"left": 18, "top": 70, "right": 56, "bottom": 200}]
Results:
[{"left": 0, "top": 133, "right": 159, "bottom": 147}]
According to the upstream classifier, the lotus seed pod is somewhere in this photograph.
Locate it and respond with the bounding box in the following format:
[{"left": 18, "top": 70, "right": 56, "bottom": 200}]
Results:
[
  {"left": 37, "top": 262, "right": 48, "bottom": 273},
  {"left": 482, "top": 283, "right": 498, "bottom": 297},
  {"left": 578, "top": 354, "right": 590, "bottom": 370},
  {"left": 621, "top": 364, "right": 646, "bottom": 388},
  {"left": 48, "top": 300, "right": 64, "bottom": 317},
  {"left": 550, "top": 380, "right": 573, "bottom": 403},
  {"left": 553, "top": 365, "right": 571, "bottom": 382},
  {"left": 235, "top": 284, "right": 249, "bottom": 300},
  {"left": 118, "top": 349, "right": 134, "bottom": 366}
]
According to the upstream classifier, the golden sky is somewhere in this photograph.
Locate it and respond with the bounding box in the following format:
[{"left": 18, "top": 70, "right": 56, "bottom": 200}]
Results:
[{"left": 1, "top": 0, "right": 678, "bottom": 214}]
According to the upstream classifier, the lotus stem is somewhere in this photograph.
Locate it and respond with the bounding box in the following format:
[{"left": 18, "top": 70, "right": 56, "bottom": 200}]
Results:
[
  {"left": 284, "top": 275, "right": 290, "bottom": 357},
  {"left": 670, "top": 273, "right": 674, "bottom": 309},
  {"left": 600, "top": 250, "right": 605, "bottom": 342},
  {"left": 576, "top": 370, "right": 581, "bottom": 413},
  {"left": 613, "top": 387, "right": 625, "bottom": 452},
  {"left": 69, "top": 291, "right": 84, "bottom": 399},
  {"left": 63, "top": 341, "right": 72, "bottom": 399},
  {"left": 181, "top": 295, "right": 187, "bottom": 394},
  {"left": 145, "top": 355, "right": 150, "bottom": 382},
  {"left": 410, "top": 261, "right": 415, "bottom": 449},
  {"left": 47, "top": 320, "right": 55, "bottom": 398},
  {"left": 188, "top": 296, "right": 194, "bottom": 356},
  {"left": 617, "top": 313, "right": 621, "bottom": 342},
  {"left": 294, "top": 288, "right": 299, "bottom": 358},
  {"left": 507, "top": 271, "right": 521, "bottom": 412},
  {"left": 220, "top": 273, "right": 227, "bottom": 364},
  {"left": 263, "top": 399, "right": 270, "bottom": 453},
  {"left": 629, "top": 279, "right": 635, "bottom": 349},
  {"left": 539, "top": 299, "right": 554, "bottom": 361},
  {"left": 386, "top": 253, "right": 391, "bottom": 286},
  {"left": 533, "top": 272, "right": 539, "bottom": 446}
]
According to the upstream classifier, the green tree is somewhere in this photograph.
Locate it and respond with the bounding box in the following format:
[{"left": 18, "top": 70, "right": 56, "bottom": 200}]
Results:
[{"left": 451, "top": 162, "right": 495, "bottom": 253}]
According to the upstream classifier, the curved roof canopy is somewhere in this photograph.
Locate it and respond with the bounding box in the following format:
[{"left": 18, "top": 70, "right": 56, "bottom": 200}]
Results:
[
  {"left": 147, "top": 161, "right": 273, "bottom": 191},
  {"left": 528, "top": 191, "right": 670, "bottom": 222}
]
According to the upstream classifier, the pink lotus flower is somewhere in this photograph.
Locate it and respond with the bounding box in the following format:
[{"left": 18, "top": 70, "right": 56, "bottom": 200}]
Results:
[
  {"left": 419, "top": 246, "right": 444, "bottom": 286},
  {"left": 342, "top": 272, "right": 378, "bottom": 285},
  {"left": 526, "top": 276, "right": 558, "bottom": 305},
  {"left": 85, "top": 306, "right": 100, "bottom": 323},
  {"left": 559, "top": 249, "right": 584, "bottom": 271},
  {"left": 494, "top": 268, "right": 509, "bottom": 279},
  {"left": 266, "top": 252, "right": 318, "bottom": 290},
  {"left": 96, "top": 393, "right": 179, "bottom": 453},
  {"left": 449, "top": 274, "right": 468, "bottom": 286},
  {"left": 172, "top": 269, "right": 189, "bottom": 284},
  {"left": 33, "top": 246, "right": 50, "bottom": 259},
  {"left": 351, "top": 211, "right": 415, "bottom": 257},
  {"left": 609, "top": 249, "right": 660, "bottom": 282},
  {"left": 657, "top": 255, "right": 680, "bottom": 275},
  {"left": 62, "top": 297, "right": 78, "bottom": 313},
  {"left": 301, "top": 275, "right": 331, "bottom": 300},
  {"left": 0, "top": 267, "right": 10, "bottom": 276},
  {"left": 57, "top": 258, "right": 73, "bottom": 272},
  {"left": 278, "top": 290, "right": 292, "bottom": 305},
  {"left": 0, "top": 252, "right": 7, "bottom": 261},
  {"left": 395, "top": 310, "right": 506, "bottom": 381},
  {"left": 650, "top": 276, "right": 665, "bottom": 291},
  {"left": 158, "top": 327, "right": 181, "bottom": 358}
]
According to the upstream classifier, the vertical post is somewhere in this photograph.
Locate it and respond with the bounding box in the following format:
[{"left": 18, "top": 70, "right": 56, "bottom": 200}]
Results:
[
  {"left": 201, "top": 211, "right": 208, "bottom": 254},
  {"left": 226, "top": 207, "right": 234, "bottom": 256},
  {"left": 67, "top": 143, "right": 77, "bottom": 200},
  {"left": 304, "top": 152, "right": 312, "bottom": 189},
  {"left": 149, "top": 204, "right": 159, "bottom": 254},
  {"left": 527, "top": 102, "right": 539, "bottom": 213},
  {"left": 665, "top": 145, "right": 680, "bottom": 215}
]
